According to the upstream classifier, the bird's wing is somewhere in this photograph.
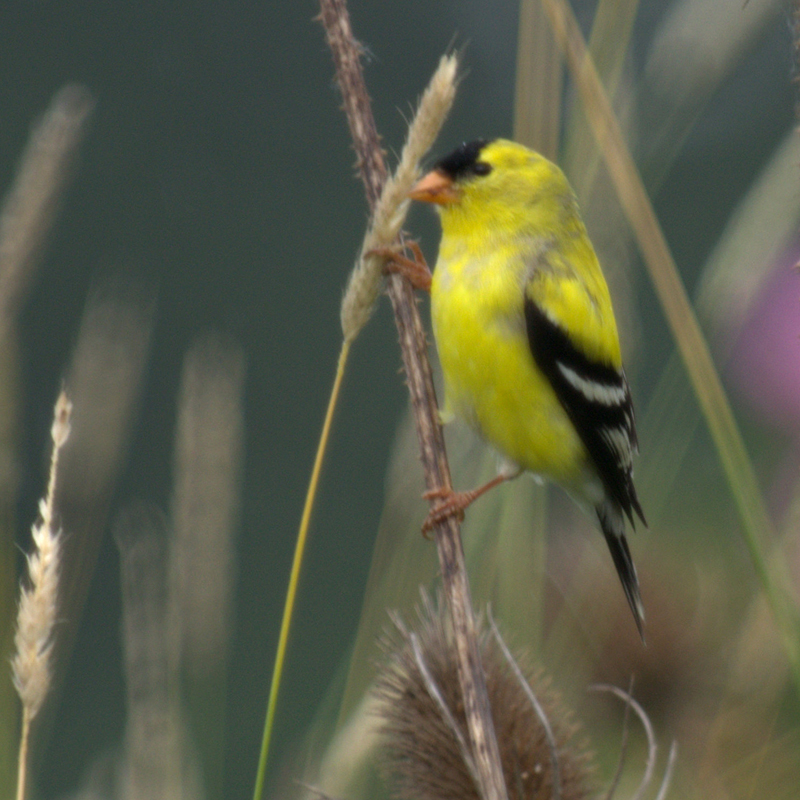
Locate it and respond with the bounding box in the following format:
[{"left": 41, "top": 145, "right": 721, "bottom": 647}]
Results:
[{"left": 523, "top": 268, "right": 645, "bottom": 526}]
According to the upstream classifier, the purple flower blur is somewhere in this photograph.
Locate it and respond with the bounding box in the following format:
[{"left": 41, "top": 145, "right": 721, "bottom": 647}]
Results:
[{"left": 728, "top": 250, "right": 800, "bottom": 435}]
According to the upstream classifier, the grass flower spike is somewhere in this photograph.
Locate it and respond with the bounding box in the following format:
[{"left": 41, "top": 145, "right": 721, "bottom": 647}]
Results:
[
  {"left": 12, "top": 390, "right": 72, "bottom": 800},
  {"left": 341, "top": 53, "right": 458, "bottom": 343}
]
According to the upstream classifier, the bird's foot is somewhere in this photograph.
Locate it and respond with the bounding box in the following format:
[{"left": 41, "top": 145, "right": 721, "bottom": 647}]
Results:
[
  {"left": 420, "top": 471, "right": 516, "bottom": 537},
  {"left": 367, "top": 240, "right": 432, "bottom": 292},
  {"left": 420, "top": 486, "right": 470, "bottom": 537}
]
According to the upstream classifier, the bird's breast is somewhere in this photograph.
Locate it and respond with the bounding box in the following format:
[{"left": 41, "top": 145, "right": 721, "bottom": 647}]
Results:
[{"left": 430, "top": 247, "right": 588, "bottom": 485}]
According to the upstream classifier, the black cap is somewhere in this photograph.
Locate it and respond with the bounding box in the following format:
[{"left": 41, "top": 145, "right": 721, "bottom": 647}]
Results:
[{"left": 434, "top": 139, "right": 494, "bottom": 180}]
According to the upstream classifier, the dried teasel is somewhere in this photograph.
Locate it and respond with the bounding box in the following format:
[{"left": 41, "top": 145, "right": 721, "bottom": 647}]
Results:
[{"left": 374, "top": 594, "right": 597, "bottom": 800}]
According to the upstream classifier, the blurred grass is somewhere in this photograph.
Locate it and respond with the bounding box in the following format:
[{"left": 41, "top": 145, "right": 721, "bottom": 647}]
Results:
[
  {"left": 0, "top": 87, "right": 94, "bottom": 799},
  {"left": 561, "top": 0, "right": 639, "bottom": 201},
  {"left": 541, "top": 0, "right": 800, "bottom": 691}
]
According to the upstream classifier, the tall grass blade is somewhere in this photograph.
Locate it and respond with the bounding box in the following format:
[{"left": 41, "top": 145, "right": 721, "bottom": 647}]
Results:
[
  {"left": 639, "top": 129, "right": 800, "bottom": 523},
  {"left": 562, "top": 0, "right": 640, "bottom": 202},
  {"left": 514, "top": 0, "right": 562, "bottom": 159},
  {"left": 542, "top": 0, "right": 800, "bottom": 691},
  {"left": 637, "top": 0, "right": 781, "bottom": 189}
]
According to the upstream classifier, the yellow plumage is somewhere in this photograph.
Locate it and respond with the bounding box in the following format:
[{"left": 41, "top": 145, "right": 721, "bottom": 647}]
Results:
[
  {"left": 409, "top": 138, "right": 646, "bottom": 638},
  {"left": 432, "top": 140, "right": 615, "bottom": 493}
]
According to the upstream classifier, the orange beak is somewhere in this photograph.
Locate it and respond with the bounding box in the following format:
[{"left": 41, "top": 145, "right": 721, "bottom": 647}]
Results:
[{"left": 409, "top": 169, "right": 459, "bottom": 205}]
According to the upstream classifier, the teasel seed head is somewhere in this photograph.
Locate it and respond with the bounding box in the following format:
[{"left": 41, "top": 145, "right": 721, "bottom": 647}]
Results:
[{"left": 374, "top": 595, "right": 597, "bottom": 800}]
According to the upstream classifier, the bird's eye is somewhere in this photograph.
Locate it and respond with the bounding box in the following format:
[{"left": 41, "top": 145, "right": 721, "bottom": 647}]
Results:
[{"left": 472, "top": 161, "right": 492, "bottom": 176}]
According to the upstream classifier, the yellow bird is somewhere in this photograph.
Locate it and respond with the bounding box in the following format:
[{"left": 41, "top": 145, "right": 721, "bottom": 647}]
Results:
[{"left": 400, "top": 138, "right": 646, "bottom": 638}]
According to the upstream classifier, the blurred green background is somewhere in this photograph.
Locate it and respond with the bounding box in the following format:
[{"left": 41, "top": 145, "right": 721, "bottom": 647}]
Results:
[{"left": 0, "top": 0, "right": 797, "bottom": 798}]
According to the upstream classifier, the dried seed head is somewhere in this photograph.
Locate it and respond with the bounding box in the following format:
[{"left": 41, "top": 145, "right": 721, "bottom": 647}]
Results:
[
  {"left": 374, "top": 597, "right": 596, "bottom": 800},
  {"left": 12, "top": 390, "right": 72, "bottom": 720},
  {"left": 341, "top": 54, "right": 458, "bottom": 343}
]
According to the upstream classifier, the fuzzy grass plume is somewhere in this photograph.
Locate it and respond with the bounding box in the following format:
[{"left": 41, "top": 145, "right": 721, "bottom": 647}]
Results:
[
  {"left": 341, "top": 53, "right": 458, "bottom": 343},
  {"left": 374, "top": 596, "right": 596, "bottom": 800},
  {"left": 115, "top": 503, "right": 203, "bottom": 800},
  {"left": 0, "top": 86, "right": 93, "bottom": 333},
  {"left": 12, "top": 390, "right": 72, "bottom": 800}
]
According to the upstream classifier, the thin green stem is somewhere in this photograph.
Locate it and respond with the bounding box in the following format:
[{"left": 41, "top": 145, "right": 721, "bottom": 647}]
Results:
[{"left": 253, "top": 340, "right": 351, "bottom": 800}]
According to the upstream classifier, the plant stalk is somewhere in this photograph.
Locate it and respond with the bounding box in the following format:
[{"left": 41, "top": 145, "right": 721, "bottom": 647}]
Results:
[
  {"left": 318, "top": 2, "right": 508, "bottom": 799},
  {"left": 15, "top": 711, "right": 29, "bottom": 800}
]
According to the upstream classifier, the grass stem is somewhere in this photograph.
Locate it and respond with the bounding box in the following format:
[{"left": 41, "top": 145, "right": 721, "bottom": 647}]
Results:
[
  {"left": 253, "top": 340, "right": 350, "bottom": 800},
  {"left": 14, "top": 712, "right": 29, "bottom": 800}
]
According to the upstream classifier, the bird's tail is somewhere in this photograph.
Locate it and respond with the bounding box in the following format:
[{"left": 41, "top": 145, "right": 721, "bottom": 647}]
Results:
[{"left": 597, "top": 502, "right": 646, "bottom": 642}]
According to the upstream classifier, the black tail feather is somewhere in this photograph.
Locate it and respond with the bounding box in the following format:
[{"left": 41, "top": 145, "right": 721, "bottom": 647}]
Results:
[{"left": 597, "top": 504, "right": 646, "bottom": 642}]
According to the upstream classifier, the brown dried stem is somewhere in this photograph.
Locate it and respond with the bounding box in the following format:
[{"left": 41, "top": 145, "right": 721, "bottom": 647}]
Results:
[{"left": 317, "top": 2, "right": 507, "bottom": 799}]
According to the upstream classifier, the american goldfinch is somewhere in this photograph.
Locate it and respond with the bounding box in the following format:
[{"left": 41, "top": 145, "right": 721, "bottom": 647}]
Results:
[{"left": 402, "top": 138, "right": 646, "bottom": 638}]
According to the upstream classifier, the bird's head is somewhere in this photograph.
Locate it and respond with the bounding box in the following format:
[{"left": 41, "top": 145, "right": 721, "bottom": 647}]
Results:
[{"left": 410, "top": 138, "right": 574, "bottom": 239}]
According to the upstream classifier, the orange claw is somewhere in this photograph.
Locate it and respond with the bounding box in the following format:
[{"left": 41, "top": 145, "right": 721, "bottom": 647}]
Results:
[
  {"left": 420, "top": 471, "right": 516, "bottom": 537},
  {"left": 367, "top": 240, "right": 432, "bottom": 292},
  {"left": 421, "top": 486, "right": 468, "bottom": 537}
]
